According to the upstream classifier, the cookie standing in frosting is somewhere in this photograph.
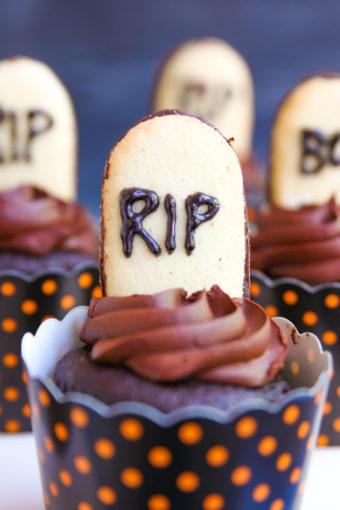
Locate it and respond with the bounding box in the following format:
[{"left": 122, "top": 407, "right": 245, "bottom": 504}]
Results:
[
  {"left": 101, "top": 110, "right": 249, "bottom": 297},
  {"left": 0, "top": 56, "right": 77, "bottom": 202},
  {"left": 270, "top": 73, "right": 340, "bottom": 208},
  {"left": 151, "top": 38, "right": 254, "bottom": 164}
]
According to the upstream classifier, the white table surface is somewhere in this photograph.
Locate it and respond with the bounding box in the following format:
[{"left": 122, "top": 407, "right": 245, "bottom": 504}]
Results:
[{"left": 0, "top": 433, "right": 339, "bottom": 510}]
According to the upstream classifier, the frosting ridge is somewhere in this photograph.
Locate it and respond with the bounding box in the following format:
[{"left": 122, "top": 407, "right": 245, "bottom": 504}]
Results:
[
  {"left": 0, "top": 186, "right": 97, "bottom": 256},
  {"left": 80, "top": 285, "right": 287, "bottom": 386}
]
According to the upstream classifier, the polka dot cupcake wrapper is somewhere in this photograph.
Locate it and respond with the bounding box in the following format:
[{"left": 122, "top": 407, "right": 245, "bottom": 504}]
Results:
[
  {"left": 251, "top": 269, "right": 340, "bottom": 446},
  {"left": 22, "top": 308, "right": 332, "bottom": 510},
  {"left": 0, "top": 263, "right": 99, "bottom": 432}
]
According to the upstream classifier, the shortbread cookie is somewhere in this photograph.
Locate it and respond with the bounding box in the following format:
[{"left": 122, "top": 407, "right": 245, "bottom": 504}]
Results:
[
  {"left": 0, "top": 56, "right": 77, "bottom": 201},
  {"left": 151, "top": 38, "right": 254, "bottom": 162},
  {"left": 270, "top": 74, "right": 340, "bottom": 208},
  {"left": 101, "top": 110, "right": 249, "bottom": 298}
]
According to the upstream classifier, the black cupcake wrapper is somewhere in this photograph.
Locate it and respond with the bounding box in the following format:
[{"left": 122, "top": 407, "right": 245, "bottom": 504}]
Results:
[
  {"left": 251, "top": 269, "right": 340, "bottom": 446},
  {"left": 0, "top": 263, "right": 99, "bottom": 432},
  {"left": 22, "top": 309, "right": 332, "bottom": 510}
]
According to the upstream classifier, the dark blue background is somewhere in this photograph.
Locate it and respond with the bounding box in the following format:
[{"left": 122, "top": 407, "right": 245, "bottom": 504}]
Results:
[{"left": 1, "top": 0, "right": 340, "bottom": 215}]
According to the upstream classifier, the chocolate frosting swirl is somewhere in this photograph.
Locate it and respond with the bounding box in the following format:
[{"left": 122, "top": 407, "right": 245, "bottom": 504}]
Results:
[
  {"left": 251, "top": 198, "right": 340, "bottom": 284},
  {"left": 80, "top": 285, "right": 287, "bottom": 387},
  {"left": 0, "top": 186, "right": 97, "bottom": 256}
]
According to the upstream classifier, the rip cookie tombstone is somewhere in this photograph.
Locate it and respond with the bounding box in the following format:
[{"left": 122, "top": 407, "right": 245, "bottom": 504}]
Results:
[{"left": 101, "top": 110, "right": 249, "bottom": 297}]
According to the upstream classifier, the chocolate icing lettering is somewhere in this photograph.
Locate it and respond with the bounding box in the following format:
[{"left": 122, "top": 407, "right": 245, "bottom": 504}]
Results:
[
  {"left": 120, "top": 188, "right": 161, "bottom": 257},
  {"left": 301, "top": 129, "right": 340, "bottom": 174},
  {"left": 0, "top": 107, "right": 53, "bottom": 163},
  {"left": 179, "top": 82, "right": 232, "bottom": 119},
  {"left": 185, "top": 192, "right": 220, "bottom": 254},
  {"left": 164, "top": 193, "right": 176, "bottom": 253}
]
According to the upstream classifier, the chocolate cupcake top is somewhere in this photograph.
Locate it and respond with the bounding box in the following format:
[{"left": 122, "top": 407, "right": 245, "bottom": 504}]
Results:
[
  {"left": 251, "top": 198, "right": 340, "bottom": 284},
  {"left": 80, "top": 285, "right": 288, "bottom": 387},
  {"left": 0, "top": 186, "right": 97, "bottom": 257}
]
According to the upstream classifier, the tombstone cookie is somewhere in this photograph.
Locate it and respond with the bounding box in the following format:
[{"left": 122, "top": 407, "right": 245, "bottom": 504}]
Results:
[
  {"left": 101, "top": 110, "right": 248, "bottom": 297},
  {"left": 151, "top": 38, "right": 254, "bottom": 164},
  {"left": 0, "top": 57, "right": 98, "bottom": 433},
  {"left": 0, "top": 56, "right": 77, "bottom": 202},
  {"left": 270, "top": 74, "right": 340, "bottom": 208}
]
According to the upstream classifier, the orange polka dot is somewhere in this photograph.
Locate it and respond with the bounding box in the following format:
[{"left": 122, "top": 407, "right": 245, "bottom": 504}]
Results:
[
  {"left": 176, "top": 471, "right": 200, "bottom": 492},
  {"left": 291, "top": 361, "right": 299, "bottom": 375},
  {"left": 290, "top": 467, "right": 301, "bottom": 484},
  {"left": 42, "top": 279, "right": 58, "bottom": 295},
  {"left": 59, "top": 470, "right": 73, "bottom": 486},
  {"left": 250, "top": 282, "right": 261, "bottom": 297},
  {"left": 302, "top": 311, "right": 318, "bottom": 326},
  {"left": 276, "top": 453, "right": 292, "bottom": 471},
  {"left": 270, "top": 499, "right": 285, "bottom": 510},
  {"left": 266, "top": 305, "right": 278, "bottom": 317},
  {"left": 324, "top": 293, "right": 340, "bottom": 308},
  {"left": 21, "top": 299, "right": 38, "bottom": 315},
  {"left": 333, "top": 418, "right": 340, "bottom": 432},
  {"left": 38, "top": 389, "right": 51, "bottom": 407},
  {"left": 298, "top": 480, "right": 306, "bottom": 495},
  {"left": 323, "top": 401, "right": 332, "bottom": 415},
  {"left": 283, "top": 405, "right": 300, "bottom": 425},
  {"left": 78, "top": 503, "right": 93, "bottom": 510},
  {"left": 38, "top": 448, "right": 45, "bottom": 463},
  {"left": 322, "top": 331, "right": 338, "bottom": 345},
  {"left": 44, "top": 493, "right": 50, "bottom": 507},
  {"left": 2, "top": 318, "right": 18, "bottom": 333},
  {"left": 235, "top": 416, "right": 258, "bottom": 438},
  {"left": 121, "top": 467, "right": 143, "bottom": 488},
  {"left": 317, "top": 434, "right": 330, "bottom": 446},
  {"left": 148, "top": 494, "right": 170, "bottom": 510},
  {"left": 120, "top": 418, "right": 144, "bottom": 441},
  {"left": 44, "top": 437, "right": 55, "bottom": 453},
  {"left": 97, "top": 486, "right": 117, "bottom": 505},
  {"left": 70, "top": 407, "right": 89, "bottom": 428},
  {"left": 297, "top": 421, "right": 310, "bottom": 439},
  {"left": 1, "top": 281, "right": 16, "bottom": 296},
  {"left": 314, "top": 390, "right": 323, "bottom": 405},
  {"left": 22, "top": 370, "right": 28, "bottom": 384},
  {"left": 2, "top": 353, "right": 19, "bottom": 368},
  {"left": 32, "top": 403, "right": 40, "bottom": 418},
  {"left": 307, "top": 349, "right": 315, "bottom": 362},
  {"left": 231, "top": 466, "right": 252, "bottom": 486},
  {"left": 306, "top": 435, "right": 315, "bottom": 450},
  {"left": 5, "top": 420, "right": 20, "bottom": 433},
  {"left": 22, "top": 403, "right": 31, "bottom": 418},
  {"left": 178, "top": 422, "right": 203, "bottom": 444},
  {"left": 54, "top": 422, "right": 69, "bottom": 441},
  {"left": 95, "top": 439, "right": 115, "bottom": 459},
  {"left": 253, "top": 483, "right": 271, "bottom": 502},
  {"left": 60, "top": 294, "right": 76, "bottom": 310},
  {"left": 49, "top": 482, "right": 59, "bottom": 497},
  {"left": 337, "top": 386, "right": 340, "bottom": 398},
  {"left": 4, "top": 387, "right": 19, "bottom": 401},
  {"left": 202, "top": 493, "right": 225, "bottom": 510},
  {"left": 74, "top": 456, "right": 92, "bottom": 474},
  {"left": 92, "top": 285, "right": 102, "bottom": 298},
  {"left": 258, "top": 436, "right": 277, "bottom": 456},
  {"left": 78, "top": 272, "right": 94, "bottom": 288},
  {"left": 148, "top": 446, "right": 173, "bottom": 468},
  {"left": 283, "top": 290, "right": 298, "bottom": 305},
  {"left": 206, "top": 445, "right": 229, "bottom": 467}
]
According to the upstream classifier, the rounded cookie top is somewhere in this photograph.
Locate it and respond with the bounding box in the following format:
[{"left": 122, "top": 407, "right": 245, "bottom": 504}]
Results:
[
  {"left": 270, "top": 73, "right": 340, "bottom": 208},
  {"left": 0, "top": 56, "right": 77, "bottom": 202},
  {"left": 101, "top": 110, "right": 248, "bottom": 298},
  {"left": 151, "top": 38, "right": 254, "bottom": 162}
]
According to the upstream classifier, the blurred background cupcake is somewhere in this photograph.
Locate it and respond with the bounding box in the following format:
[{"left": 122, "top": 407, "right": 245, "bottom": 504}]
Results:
[
  {"left": 250, "top": 74, "right": 340, "bottom": 445},
  {"left": 0, "top": 56, "right": 99, "bottom": 433}
]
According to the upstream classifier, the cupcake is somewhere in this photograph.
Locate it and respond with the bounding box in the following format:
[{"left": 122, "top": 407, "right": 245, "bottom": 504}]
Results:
[
  {"left": 0, "top": 56, "right": 99, "bottom": 432},
  {"left": 150, "top": 38, "right": 265, "bottom": 210},
  {"left": 251, "top": 74, "right": 340, "bottom": 445},
  {"left": 23, "top": 111, "right": 332, "bottom": 510}
]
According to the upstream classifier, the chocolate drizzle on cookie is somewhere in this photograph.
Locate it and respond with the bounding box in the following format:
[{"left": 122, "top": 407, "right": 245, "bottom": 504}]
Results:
[
  {"left": 185, "top": 192, "right": 220, "bottom": 254},
  {"left": 164, "top": 193, "right": 176, "bottom": 253}
]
